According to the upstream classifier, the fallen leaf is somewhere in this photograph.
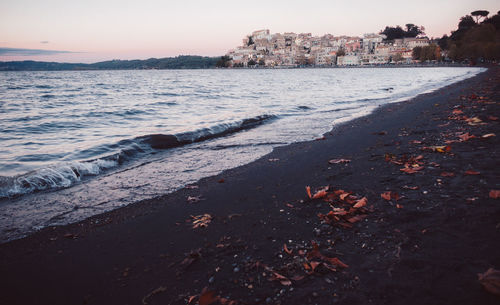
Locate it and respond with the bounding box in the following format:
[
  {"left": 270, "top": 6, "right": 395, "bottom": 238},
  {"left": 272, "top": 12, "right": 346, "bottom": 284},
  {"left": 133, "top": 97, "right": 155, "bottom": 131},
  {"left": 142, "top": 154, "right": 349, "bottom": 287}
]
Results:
[
  {"left": 305, "top": 186, "right": 312, "bottom": 199},
  {"left": 422, "top": 145, "right": 451, "bottom": 153},
  {"left": 310, "top": 261, "right": 321, "bottom": 271},
  {"left": 199, "top": 289, "right": 218, "bottom": 305},
  {"left": 347, "top": 215, "right": 367, "bottom": 223},
  {"left": 312, "top": 188, "right": 329, "bottom": 199},
  {"left": 339, "top": 192, "right": 351, "bottom": 201},
  {"left": 458, "top": 133, "right": 476, "bottom": 142},
  {"left": 191, "top": 214, "right": 212, "bottom": 229},
  {"left": 381, "top": 191, "right": 400, "bottom": 201},
  {"left": 328, "top": 158, "right": 351, "bottom": 164},
  {"left": 488, "top": 115, "right": 498, "bottom": 121},
  {"left": 187, "top": 196, "right": 203, "bottom": 203},
  {"left": 465, "top": 170, "right": 480, "bottom": 175},
  {"left": 482, "top": 133, "right": 496, "bottom": 138},
  {"left": 218, "top": 178, "right": 225, "bottom": 183},
  {"left": 452, "top": 109, "right": 463, "bottom": 115},
  {"left": 466, "top": 116, "right": 483, "bottom": 126},
  {"left": 400, "top": 166, "right": 424, "bottom": 174},
  {"left": 490, "top": 190, "right": 500, "bottom": 199},
  {"left": 353, "top": 197, "right": 368, "bottom": 208},
  {"left": 440, "top": 172, "right": 455, "bottom": 177},
  {"left": 478, "top": 268, "right": 500, "bottom": 296},
  {"left": 403, "top": 185, "right": 419, "bottom": 190},
  {"left": 396, "top": 204, "right": 403, "bottom": 209},
  {"left": 283, "top": 244, "right": 293, "bottom": 255}
]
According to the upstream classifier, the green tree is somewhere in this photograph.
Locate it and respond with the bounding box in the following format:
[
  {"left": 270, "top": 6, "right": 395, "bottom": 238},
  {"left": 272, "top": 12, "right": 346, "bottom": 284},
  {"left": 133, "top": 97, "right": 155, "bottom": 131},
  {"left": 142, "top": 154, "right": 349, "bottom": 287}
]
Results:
[{"left": 215, "top": 56, "right": 231, "bottom": 68}]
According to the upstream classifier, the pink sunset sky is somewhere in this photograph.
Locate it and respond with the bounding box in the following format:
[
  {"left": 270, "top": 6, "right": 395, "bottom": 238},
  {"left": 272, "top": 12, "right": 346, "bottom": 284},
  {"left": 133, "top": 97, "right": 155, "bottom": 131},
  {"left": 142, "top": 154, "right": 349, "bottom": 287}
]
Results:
[{"left": 0, "top": 0, "right": 498, "bottom": 63}]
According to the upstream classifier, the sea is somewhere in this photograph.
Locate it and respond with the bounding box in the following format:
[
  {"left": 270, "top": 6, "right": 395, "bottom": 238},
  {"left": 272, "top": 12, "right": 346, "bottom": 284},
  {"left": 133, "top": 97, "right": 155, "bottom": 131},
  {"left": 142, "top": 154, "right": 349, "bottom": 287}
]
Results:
[{"left": 0, "top": 67, "right": 485, "bottom": 242}]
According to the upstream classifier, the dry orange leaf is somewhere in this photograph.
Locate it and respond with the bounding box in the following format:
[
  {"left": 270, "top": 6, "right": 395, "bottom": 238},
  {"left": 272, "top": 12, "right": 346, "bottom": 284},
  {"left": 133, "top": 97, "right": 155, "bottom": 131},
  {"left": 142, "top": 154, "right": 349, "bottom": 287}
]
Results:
[
  {"left": 458, "top": 133, "right": 476, "bottom": 141},
  {"left": 490, "top": 190, "right": 500, "bottom": 199},
  {"left": 310, "top": 261, "right": 321, "bottom": 271},
  {"left": 400, "top": 166, "right": 424, "bottom": 174},
  {"left": 478, "top": 268, "right": 500, "bottom": 296},
  {"left": 440, "top": 172, "right": 455, "bottom": 177},
  {"left": 381, "top": 191, "right": 400, "bottom": 201},
  {"left": 465, "top": 170, "right": 480, "bottom": 175},
  {"left": 312, "top": 188, "right": 328, "bottom": 199},
  {"left": 283, "top": 243, "right": 293, "bottom": 255},
  {"left": 381, "top": 191, "right": 391, "bottom": 200},
  {"left": 306, "top": 186, "right": 312, "bottom": 199},
  {"left": 199, "top": 289, "right": 218, "bottom": 305},
  {"left": 339, "top": 192, "right": 351, "bottom": 201},
  {"left": 353, "top": 197, "right": 367, "bottom": 208}
]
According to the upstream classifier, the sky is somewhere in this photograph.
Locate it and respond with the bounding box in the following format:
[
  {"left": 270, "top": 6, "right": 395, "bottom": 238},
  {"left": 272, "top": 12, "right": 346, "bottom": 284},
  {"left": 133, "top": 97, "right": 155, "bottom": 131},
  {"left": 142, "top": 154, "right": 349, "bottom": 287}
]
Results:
[{"left": 0, "top": 0, "right": 498, "bottom": 63}]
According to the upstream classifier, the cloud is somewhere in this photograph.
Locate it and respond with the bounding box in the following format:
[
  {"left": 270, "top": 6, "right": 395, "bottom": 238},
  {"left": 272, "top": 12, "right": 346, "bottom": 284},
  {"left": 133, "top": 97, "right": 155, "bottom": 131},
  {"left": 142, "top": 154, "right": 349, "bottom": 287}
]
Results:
[
  {"left": 0, "top": 47, "right": 76, "bottom": 56},
  {"left": 40, "top": 41, "right": 49, "bottom": 44}
]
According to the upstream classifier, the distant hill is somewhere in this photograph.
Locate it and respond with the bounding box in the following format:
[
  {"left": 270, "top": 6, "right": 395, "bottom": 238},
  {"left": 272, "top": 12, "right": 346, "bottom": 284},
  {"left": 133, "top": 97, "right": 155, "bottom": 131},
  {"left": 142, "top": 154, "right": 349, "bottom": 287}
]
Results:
[{"left": 0, "top": 56, "right": 220, "bottom": 71}]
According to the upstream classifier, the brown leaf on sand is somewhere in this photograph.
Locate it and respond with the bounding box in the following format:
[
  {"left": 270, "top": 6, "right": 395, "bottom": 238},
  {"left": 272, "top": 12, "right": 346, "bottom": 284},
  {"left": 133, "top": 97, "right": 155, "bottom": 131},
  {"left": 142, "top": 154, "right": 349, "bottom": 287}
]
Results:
[
  {"left": 306, "top": 186, "right": 312, "bottom": 199},
  {"left": 353, "top": 197, "right": 368, "bottom": 208},
  {"left": 458, "top": 133, "right": 476, "bottom": 142},
  {"left": 199, "top": 288, "right": 218, "bottom": 305},
  {"left": 283, "top": 243, "right": 293, "bottom": 255},
  {"left": 312, "top": 188, "right": 329, "bottom": 199},
  {"left": 329, "top": 158, "right": 351, "bottom": 164},
  {"left": 482, "top": 133, "right": 496, "bottom": 138},
  {"left": 478, "top": 268, "right": 500, "bottom": 296},
  {"left": 381, "top": 191, "right": 400, "bottom": 201},
  {"left": 339, "top": 192, "right": 351, "bottom": 201},
  {"left": 403, "top": 185, "right": 419, "bottom": 190},
  {"left": 400, "top": 166, "right": 424, "bottom": 174},
  {"left": 347, "top": 215, "right": 367, "bottom": 223},
  {"left": 490, "top": 190, "right": 500, "bottom": 199},
  {"left": 307, "top": 241, "right": 348, "bottom": 268},
  {"left": 191, "top": 214, "right": 212, "bottom": 229},
  {"left": 440, "top": 172, "right": 455, "bottom": 177},
  {"left": 465, "top": 170, "right": 480, "bottom": 175},
  {"left": 421, "top": 145, "right": 451, "bottom": 153},
  {"left": 488, "top": 115, "right": 498, "bottom": 121},
  {"left": 270, "top": 271, "right": 292, "bottom": 286}
]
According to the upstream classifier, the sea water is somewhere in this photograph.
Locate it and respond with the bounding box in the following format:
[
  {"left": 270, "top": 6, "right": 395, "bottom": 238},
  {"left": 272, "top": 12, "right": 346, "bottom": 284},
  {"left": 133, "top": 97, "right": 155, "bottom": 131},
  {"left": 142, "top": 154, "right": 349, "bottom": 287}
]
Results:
[{"left": 0, "top": 67, "right": 484, "bottom": 242}]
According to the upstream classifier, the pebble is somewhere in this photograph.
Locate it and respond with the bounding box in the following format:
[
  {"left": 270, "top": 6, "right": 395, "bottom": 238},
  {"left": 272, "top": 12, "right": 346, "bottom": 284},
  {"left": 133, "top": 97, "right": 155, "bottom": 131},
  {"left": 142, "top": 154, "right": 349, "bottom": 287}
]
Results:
[
  {"left": 233, "top": 267, "right": 240, "bottom": 273},
  {"left": 208, "top": 276, "right": 215, "bottom": 283},
  {"left": 266, "top": 297, "right": 272, "bottom": 303}
]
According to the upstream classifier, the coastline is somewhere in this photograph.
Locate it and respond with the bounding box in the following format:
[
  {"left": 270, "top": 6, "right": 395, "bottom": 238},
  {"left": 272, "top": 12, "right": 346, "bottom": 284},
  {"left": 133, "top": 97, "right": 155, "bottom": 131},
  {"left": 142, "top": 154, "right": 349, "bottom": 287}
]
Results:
[{"left": 0, "top": 68, "right": 499, "bottom": 305}]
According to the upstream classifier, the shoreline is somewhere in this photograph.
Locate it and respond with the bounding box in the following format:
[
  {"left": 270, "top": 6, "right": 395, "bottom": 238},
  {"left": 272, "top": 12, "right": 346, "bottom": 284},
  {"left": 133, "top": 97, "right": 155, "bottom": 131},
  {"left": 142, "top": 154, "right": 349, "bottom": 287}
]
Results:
[
  {"left": 0, "top": 67, "right": 484, "bottom": 244},
  {"left": 0, "top": 68, "right": 499, "bottom": 305}
]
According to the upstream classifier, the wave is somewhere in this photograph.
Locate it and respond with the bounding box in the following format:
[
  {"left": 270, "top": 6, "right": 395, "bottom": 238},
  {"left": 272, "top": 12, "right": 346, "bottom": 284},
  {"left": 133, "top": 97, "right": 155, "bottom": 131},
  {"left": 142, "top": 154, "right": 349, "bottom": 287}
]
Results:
[{"left": 0, "top": 114, "right": 276, "bottom": 198}]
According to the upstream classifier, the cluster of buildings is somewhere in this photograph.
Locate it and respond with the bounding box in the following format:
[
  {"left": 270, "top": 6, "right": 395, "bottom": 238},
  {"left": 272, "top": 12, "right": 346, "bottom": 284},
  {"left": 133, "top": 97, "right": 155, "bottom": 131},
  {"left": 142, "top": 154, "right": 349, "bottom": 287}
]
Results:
[{"left": 226, "top": 29, "right": 431, "bottom": 67}]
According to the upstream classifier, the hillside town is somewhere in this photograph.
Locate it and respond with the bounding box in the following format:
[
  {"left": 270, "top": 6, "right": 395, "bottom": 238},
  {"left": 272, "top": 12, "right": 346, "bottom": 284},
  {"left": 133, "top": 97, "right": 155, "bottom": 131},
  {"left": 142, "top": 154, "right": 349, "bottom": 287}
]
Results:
[{"left": 226, "top": 29, "right": 432, "bottom": 67}]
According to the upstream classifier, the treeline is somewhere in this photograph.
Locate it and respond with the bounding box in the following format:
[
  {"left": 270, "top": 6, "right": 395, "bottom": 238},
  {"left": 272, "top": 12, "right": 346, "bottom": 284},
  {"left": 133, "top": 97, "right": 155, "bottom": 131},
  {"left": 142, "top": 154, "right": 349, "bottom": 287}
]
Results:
[
  {"left": 438, "top": 10, "right": 500, "bottom": 63},
  {"left": 0, "top": 56, "right": 220, "bottom": 71}
]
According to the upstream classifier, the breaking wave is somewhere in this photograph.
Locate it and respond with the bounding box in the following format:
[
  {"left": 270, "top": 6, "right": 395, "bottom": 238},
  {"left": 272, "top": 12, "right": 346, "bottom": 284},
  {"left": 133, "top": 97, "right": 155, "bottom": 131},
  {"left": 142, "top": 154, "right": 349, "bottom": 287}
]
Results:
[{"left": 0, "top": 114, "right": 276, "bottom": 198}]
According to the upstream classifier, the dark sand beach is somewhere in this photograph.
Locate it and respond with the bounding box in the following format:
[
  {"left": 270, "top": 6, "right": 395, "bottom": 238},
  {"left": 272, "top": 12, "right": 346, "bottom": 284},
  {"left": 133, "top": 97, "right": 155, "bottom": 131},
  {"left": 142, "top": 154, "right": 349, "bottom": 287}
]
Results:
[{"left": 1, "top": 67, "right": 499, "bottom": 305}]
